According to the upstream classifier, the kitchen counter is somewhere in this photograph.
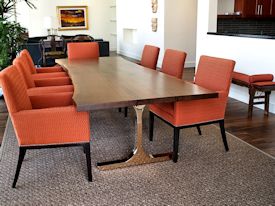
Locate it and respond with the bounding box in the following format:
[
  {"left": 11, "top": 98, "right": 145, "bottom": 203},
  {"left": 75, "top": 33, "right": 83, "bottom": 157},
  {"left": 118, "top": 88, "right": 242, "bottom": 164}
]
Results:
[{"left": 207, "top": 32, "right": 275, "bottom": 40}]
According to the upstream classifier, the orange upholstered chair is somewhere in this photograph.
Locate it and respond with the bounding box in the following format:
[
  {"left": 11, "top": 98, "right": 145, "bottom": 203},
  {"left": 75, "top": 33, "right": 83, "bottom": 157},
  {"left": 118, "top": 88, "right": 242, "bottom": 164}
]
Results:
[
  {"left": 20, "top": 49, "right": 64, "bottom": 75},
  {"left": 0, "top": 66, "right": 91, "bottom": 188},
  {"left": 140, "top": 45, "right": 160, "bottom": 70},
  {"left": 20, "top": 50, "right": 67, "bottom": 79},
  {"left": 161, "top": 49, "right": 187, "bottom": 79},
  {"left": 149, "top": 55, "right": 235, "bottom": 162},
  {"left": 67, "top": 42, "right": 100, "bottom": 60},
  {"left": 13, "top": 57, "right": 73, "bottom": 94}
]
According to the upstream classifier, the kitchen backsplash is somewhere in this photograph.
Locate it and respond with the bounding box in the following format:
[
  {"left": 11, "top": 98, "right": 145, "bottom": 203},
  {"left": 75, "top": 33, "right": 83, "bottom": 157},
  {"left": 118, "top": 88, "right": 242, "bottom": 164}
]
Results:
[{"left": 217, "top": 18, "right": 275, "bottom": 36}]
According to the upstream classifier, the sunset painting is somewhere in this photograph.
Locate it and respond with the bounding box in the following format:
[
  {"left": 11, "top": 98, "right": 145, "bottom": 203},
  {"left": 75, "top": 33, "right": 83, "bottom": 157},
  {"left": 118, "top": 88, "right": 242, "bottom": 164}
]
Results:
[{"left": 57, "top": 6, "right": 88, "bottom": 30}]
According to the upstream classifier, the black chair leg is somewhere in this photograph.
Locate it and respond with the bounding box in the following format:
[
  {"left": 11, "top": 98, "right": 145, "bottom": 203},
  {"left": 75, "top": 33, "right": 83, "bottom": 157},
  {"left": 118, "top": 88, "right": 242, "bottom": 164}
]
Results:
[
  {"left": 118, "top": 108, "right": 122, "bottom": 112},
  {"left": 172, "top": 127, "right": 180, "bottom": 163},
  {"left": 83, "top": 143, "right": 92, "bottom": 182},
  {"left": 196, "top": 126, "right": 202, "bottom": 135},
  {"left": 12, "top": 147, "right": 26, "bottom": 188},
  {"left": 219, "top": 120, "right": 229, "bottom": 151},
  {"left": 149, "top": 112, "right": 154, "bottom": 141},
  {"left": 124, "top": 107, "right": 128, "bottom": 117}
]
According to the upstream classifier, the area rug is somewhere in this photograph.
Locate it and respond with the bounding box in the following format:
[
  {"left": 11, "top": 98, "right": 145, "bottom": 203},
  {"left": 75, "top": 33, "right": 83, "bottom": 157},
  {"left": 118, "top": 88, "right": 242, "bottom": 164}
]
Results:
[{"left": 0, "top": 109, "right": 274, "bottom": 206}]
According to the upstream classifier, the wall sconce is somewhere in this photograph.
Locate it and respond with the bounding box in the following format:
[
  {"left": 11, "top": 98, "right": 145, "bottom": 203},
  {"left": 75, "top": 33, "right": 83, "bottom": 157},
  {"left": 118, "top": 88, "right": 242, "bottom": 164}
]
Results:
[
  {"left": 151, "top": 18, "right": 158, "bottom": 32},
  {"left": 152, "top": 0, "right": 158, "bottom": 13}
]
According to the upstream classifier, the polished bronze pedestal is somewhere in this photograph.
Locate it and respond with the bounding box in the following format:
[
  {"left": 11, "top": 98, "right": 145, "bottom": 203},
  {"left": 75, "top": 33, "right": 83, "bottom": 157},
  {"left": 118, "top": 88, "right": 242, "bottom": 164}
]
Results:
[{"left": 97, "top": 105, "right": 171, "bottom": 171}]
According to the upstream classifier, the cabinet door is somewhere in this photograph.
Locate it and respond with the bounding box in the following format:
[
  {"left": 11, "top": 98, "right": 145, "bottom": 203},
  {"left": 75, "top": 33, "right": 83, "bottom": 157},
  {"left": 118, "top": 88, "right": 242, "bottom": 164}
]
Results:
[
  {"left": 258, "top": 0, "right": 272, "bottom": 16},
  {"left": 271, "top": 0, "right": 275, "bottom": 16},
  {"left": 235, "top": 0, "right": 257, "bottom": 17}
]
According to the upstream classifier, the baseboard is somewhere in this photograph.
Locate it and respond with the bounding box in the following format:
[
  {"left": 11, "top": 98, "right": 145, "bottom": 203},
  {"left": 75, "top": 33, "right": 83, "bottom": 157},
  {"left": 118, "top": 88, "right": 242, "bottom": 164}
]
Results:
[
  {"left": 229, "top": 84, "right": 275, "bottom": 114},
  {"left": 117, "top": 50, "right": 141, "bottom": 61}
]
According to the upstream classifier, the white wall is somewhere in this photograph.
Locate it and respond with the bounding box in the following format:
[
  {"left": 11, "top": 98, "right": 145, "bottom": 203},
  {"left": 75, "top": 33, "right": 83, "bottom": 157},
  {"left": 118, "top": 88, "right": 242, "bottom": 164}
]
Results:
[
  {"left": 116, "top": 0, "right": 165, "bottom": 67},
  {"left": 217, "top": 0, "right": 235, "bottom": 14},
  {"left": 164, "top": 0, "right": 197, "bottom": 68},
  {"left": 16, "top": 0, "right": 117, "bottom": 50},
  {"left": 197, "top": 0, "right": 275, "bottom": 114},
  {"left": 117, "top": 0, "right": 198, "bottom": 68}
]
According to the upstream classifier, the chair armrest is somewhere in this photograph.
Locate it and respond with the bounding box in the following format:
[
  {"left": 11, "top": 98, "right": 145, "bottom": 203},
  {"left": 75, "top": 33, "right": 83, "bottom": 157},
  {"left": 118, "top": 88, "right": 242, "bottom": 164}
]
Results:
[
  {"left": 36, "top": 66, "right": 63, "bottom": 73},
  {"left": 30, "top": 92, "right": 74, "bottom": 109},
  {"left": 34, "top": 77, "right": 72, "bottom": 87},
  {"left": 12, "top": 106, "right": 90, "bottom": 146}
]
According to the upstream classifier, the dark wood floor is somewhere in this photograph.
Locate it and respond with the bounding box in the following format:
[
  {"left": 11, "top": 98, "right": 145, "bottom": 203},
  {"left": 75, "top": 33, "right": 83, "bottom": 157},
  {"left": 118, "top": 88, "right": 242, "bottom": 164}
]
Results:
[{"left": 0, "top": 62, "right": 274, "bottom": 157}]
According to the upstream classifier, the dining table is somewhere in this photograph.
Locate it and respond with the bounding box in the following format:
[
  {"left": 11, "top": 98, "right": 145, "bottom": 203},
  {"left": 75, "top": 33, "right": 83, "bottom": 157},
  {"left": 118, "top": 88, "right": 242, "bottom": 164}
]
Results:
[{"left": 56, "top": 56, "right": 218, "bottom": 171}]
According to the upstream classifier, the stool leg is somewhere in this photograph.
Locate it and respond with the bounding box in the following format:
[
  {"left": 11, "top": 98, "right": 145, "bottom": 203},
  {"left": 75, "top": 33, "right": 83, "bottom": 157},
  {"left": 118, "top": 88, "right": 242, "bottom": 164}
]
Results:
[
  {"left": 248, "top": 87, "right": 255, "bottom": 118},
  {"left": 264, "top": 91, "right": 271, "bottom": 116}
]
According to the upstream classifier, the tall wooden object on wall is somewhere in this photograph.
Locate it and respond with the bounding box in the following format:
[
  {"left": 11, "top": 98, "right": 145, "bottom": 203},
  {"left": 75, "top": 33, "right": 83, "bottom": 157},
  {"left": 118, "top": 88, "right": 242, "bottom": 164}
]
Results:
[{"left": 234, "top": 0, "right": 274, "bottom": 17}]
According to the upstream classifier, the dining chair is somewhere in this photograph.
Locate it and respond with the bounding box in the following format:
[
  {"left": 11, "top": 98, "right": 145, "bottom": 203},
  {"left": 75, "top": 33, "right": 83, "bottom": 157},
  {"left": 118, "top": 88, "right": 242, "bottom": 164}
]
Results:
[
  {"left": 161, "top": 49, "right": 187, "bottom": 79},
  {"left": 67, "top": 42, "right": 100, "bottom": 60},
  {"left": 20, "top": 49, "right": 66, "bottom": 76},
  {"left": 140, "top": 45, "right": 160, "bottom": 70},
  {"left": 120, "top": 45, "right": 161, "bottom": 117},
  {"left": 149, "top": 55, "right": 235, "bottom": 162},
  {"left": 13, "top": 57, "right": 73, "bottom": 96},
  {"left": 0, "top": 65, "right": 92, "bottom": 188},
  {"left": 122, "top": 48, "right": 187, "bottom": 118}
]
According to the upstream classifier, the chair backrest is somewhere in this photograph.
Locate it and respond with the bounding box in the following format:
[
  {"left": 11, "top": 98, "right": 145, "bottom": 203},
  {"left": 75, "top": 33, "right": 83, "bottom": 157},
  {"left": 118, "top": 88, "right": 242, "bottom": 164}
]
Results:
[
  {"left": 67, "top": 42, "right": 100, "bottom": 60},
  {"left": 195, "top": 55, "right": 236, "bottom": 94},
  {"left": 161, "top": 49, "right": 187, "bottom": 79},
  {"left": 13, "top": 56, "right": 36, "bottom": 89},
  {"left": 0, "top": 66, "right": 32, "bottom": 114},
  {"left": 20, "top": 49, "right": 37, "bottom": 74},
  {"left": 140, "top": 45, "right": 160, "bottom": 70}
]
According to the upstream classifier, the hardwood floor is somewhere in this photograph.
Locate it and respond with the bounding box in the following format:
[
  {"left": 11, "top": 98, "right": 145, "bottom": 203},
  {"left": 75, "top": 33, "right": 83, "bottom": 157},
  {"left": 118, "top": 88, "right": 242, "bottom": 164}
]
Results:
[
  {"left": 0, "top": 60, "right": 274, "bottom": 157},
  {"left": 183, "top": 68, "right": 275, "bottom": 157}
]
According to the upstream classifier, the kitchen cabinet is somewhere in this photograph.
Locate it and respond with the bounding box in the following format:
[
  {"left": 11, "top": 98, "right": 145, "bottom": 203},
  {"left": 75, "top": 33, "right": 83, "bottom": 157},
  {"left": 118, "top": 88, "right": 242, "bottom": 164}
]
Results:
[
  {"left": 271, "top": 0, "right": 275, "bottom": 16},
  {"left": 234, "top": 0, "right": 274, "bottom": 17}
]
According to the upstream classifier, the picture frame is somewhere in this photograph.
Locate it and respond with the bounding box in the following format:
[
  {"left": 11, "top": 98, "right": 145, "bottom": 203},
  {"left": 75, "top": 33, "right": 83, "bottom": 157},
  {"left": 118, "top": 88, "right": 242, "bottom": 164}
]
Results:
[{"left": 57, "top": 6, "right": 88, "bottom": 30}]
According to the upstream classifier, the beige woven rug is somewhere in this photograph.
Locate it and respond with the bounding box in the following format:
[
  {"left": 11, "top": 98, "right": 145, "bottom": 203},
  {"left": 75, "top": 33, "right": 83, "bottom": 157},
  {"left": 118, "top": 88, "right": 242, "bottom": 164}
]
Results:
[{"left": 0, "top": 109, "right": 274, "bottom": 206}]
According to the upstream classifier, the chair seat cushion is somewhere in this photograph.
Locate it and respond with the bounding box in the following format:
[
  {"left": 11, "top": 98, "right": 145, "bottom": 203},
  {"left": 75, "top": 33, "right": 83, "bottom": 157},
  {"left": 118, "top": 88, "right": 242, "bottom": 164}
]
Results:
[
  {"left": 250, "top": 74, "right": 274, "bottom": 83},
  {"left": 232, "top": 72, "right": 250, "bottom": 84},
  {"left": 252, "top": 81, "right": 275, "bottom": 87},
  {"left": 233, "top": 72, "right": 274, "bottom": 85},
  {"left": 149, "top": 102, "right": 174, "bottom": 116}
]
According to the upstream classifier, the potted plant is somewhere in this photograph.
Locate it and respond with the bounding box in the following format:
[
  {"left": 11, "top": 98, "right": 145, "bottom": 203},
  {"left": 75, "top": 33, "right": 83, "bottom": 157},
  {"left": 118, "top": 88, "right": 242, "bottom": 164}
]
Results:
[{"left": 0, "top": 0, "right": 35, "bottom": 97}]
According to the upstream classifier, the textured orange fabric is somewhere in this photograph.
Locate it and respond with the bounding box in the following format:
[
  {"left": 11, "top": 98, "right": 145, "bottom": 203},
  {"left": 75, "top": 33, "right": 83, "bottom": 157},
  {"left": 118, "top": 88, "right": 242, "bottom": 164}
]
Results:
[
  {"left": 13, "top": 106, "right": 90, "bottom": 146},
  {"left": 195, "top": 56, "right": 235, "bottom": 93},
  {"left": 161, "top": 49, "right": 187, "bottom": 79},
  {"left": 0, "top": 66, "right": 32, "bottom": 113},
  {"left": 252, "top": 81, "right": 275, "bottom": 87},
  {"left": 27, "top": 85, "right": 74, "bottom": 96},
  {"left": 20, "top": 52, "right": 68, "bottom": 79},
  {"left": 30, "top": 92, "right": 74, "bottom": 109},
  {"left": 20, "top": 50, "right": 64, "bottom": 74},
  {"left": 20, "top": 50, "right": 37, "bottom": 74},
  {"left": 36, "top": 67, "right": 63, "bottom": 73},
  {"left": 0, "top": 65, "right": 90, "bottom": 147},
  {"left": 13, "top": 57, "right": 36, "bottom": 88},
  {"left": 140, "top": 45, "right": 160, "bottom": 70},
  {"left": 232, "top": 72, "right": 250, "bottom": 84},
  {"left": 67, "top": 42, "right": 100, "bottom": 60},
  {"left": 249, "top": 74, "right": 274, "bottom": 83},
  {"left": 32, "top": 72, "right": 68, "bottom": 80},
  {"left": 34, "top": 77, "right": 72, "bottom": 87},
  {"left": 233, "top": 72, "right": 274, "bottom": 84},
  {"left": 150, "top": 55, "right": 235, "bottom": 127}
]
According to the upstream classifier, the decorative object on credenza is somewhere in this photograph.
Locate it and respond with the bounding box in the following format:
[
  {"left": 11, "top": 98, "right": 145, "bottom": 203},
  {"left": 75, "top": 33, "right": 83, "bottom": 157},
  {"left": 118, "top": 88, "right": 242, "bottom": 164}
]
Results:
[
  {"left": 151, "top": 18, "right": 158, "bottom": 32},
  {"left": 57, "top": 6, "right": 88, "bottom": 30},
  {"left": 151, "top": 0, "right": 158, "bottom": 13}
]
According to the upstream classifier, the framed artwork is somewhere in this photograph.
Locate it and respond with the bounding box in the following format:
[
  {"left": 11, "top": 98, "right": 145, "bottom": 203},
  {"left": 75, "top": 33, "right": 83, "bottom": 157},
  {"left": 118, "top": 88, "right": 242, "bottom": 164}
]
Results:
[{"left": 57, "top": 6, "right": 88, "bottom": 30}]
